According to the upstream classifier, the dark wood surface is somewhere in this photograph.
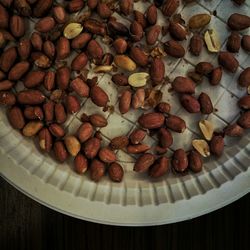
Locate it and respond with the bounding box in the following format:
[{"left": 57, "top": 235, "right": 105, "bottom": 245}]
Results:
[{"left": 0, "top": 176, "right": 249, "bottom": 250}]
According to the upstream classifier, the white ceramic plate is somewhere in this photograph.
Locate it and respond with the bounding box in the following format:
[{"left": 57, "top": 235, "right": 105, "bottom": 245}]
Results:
[{"left": 0, "top": 0, "right": 250, "bottom": 226}]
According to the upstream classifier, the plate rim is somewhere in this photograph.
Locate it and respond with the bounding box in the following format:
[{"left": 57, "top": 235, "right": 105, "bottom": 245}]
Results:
[{"left": 1, "top": 152, "right": 249, "bottom": 226}]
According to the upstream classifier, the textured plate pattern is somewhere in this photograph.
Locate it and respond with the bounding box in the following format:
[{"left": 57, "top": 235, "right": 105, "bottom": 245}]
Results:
[{"left": 0, "top": 0, "right": 250, "bottom": 224}]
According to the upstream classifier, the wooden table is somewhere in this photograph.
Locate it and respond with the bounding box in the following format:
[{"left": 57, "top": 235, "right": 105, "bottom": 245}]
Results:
[{"left": 0, "top": 177, "right": 249, "bottom": 250}]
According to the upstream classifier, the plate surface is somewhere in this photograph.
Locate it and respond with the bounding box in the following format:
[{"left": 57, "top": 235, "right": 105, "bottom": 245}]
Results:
[{"left": 0, "top": 0, "right": 250, "bottom": 226}]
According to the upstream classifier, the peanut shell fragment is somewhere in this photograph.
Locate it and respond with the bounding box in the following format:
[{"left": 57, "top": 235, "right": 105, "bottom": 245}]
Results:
[
  {"left": 192, "top": 139, "right": 210, "bottom": 157},
  {"left": 204, "top": 29, "right": 221, "bottom": 53},
  {"left": 128, "top": 72, "right": 149, "bottom": 88},
  {"left": 64, "top": 23, "right": 83, "bottom": 39},
  {"left": 199, "top": 120, "right": 214, "bottom": 141}
]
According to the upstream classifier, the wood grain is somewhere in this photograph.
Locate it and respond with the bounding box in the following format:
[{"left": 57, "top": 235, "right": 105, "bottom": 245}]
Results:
[{"left": 0, "top": 177, "right": 249, "bottom": 250}]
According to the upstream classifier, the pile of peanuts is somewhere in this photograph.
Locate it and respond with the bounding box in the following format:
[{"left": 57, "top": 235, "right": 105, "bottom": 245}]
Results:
[{"left": 0, "top": 0, "right": 249, "bottom": 182}]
